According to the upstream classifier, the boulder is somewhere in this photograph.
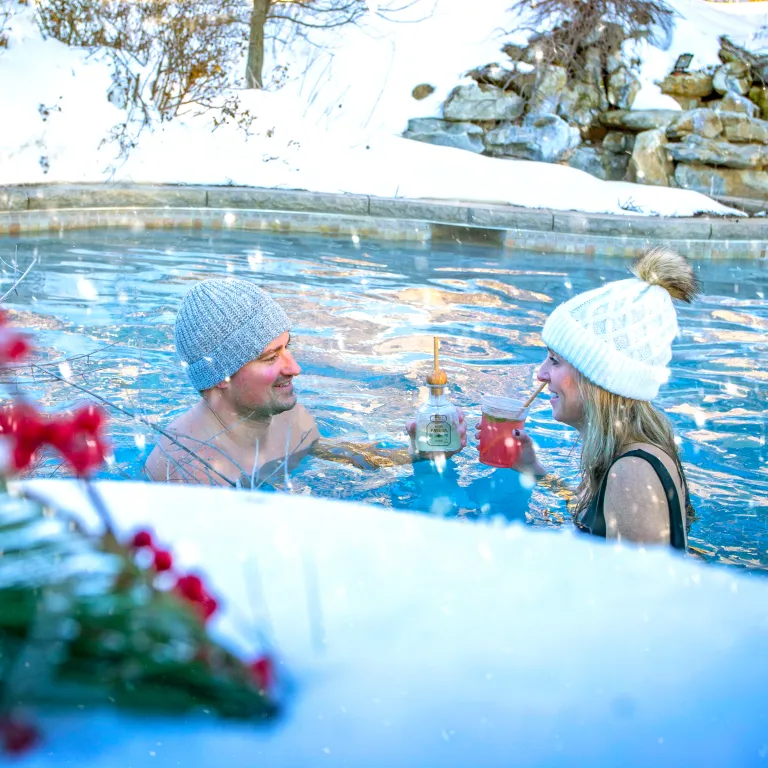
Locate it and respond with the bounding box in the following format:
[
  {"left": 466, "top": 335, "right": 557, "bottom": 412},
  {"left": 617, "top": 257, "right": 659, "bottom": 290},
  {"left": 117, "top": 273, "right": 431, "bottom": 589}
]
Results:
[
  {"left": 485, "top": 113, "right": 581, "bottom": 162},
  {"left": 754, "top": 60, "right": 768, "bottom": 86},
  {"left": 584, "top": 48, "right": 610, "bottom": 112},
  {"left": 719, "top": 35, "right": 768, "bottom": 82},
  {"left": 466, "top": 64, "right": 518, "bottom": 91},
  {"left": 502, "top": 43, "right": 531, "bottom": 64},
  {"left": 666, "top": 109, "right": 723, "bottom": 140},
  {"left": 750, "top": 86, "right": 768, "bottom": 121},
  {"left": 657, "top": 72, "right": 714, "bottom": 99},
  {"left": 668, "top": 97, "right": 701, "bottom": 111},
  {"left": 713, "top": 93, "right": 759, "bottom": 118},
  {"left": 557, "top": 82, "right": 603, "bottom": 131},
  {"left": 599, "top": 22, "right": 627, "bottom": 64},
  {"left": 605, "top": 49, "right": 624, "bottom": 76},
  {"left": 607, "top": 67, "right": 641, "bottom": 110},
  {"left": 719, "top": 36, "right": 752, "bottom": 66},
  {"left": 566, "top": 147, "right": 603, "bottom": 177},
  {"left": 507, "top": 67, "right": 537, "bottom": 99},
  {"left": 667, "top": 134, "right": 768, "bottom": 169},
  {"left": 675, "top": 163, "right": 768, "bottom": 200},
  {"left": 600, "top": 110, "right": 680, "bottom": 132},
  {"left": 712, "top": 61, "right": 751, "bottom": 96},
  {"left": 443, "top": 83, "right": 524, "bottom": 122},
  {"left": 412, "top": 84, "right": 435, "bottom": 101},
  {"left": 403, "top": 119, "right": 484, "bottom": 153},
  {"left": 567, "top": 146, "right": 629, "bottom": 181},
  {"left": 719, "top": 112, "right": 768, "bottom": 144},
  {"left": 603, "top": 131, "right": 636, "bottom": 154},
  {"left": 529, "top": 65, "right": 568, "bottom": 115},
  {"left": 628, "top": 128, "right": 674, "bottom": 186}
]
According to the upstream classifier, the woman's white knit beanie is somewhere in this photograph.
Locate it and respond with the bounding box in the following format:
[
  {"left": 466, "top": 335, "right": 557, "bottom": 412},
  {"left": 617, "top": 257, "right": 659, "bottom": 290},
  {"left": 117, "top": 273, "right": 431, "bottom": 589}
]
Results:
[
  {"left": 174, "top": 278, "right": 290, "bottom": 391},
  {"left": 541, "top": 276, "right": 679, "bottom": 401}
]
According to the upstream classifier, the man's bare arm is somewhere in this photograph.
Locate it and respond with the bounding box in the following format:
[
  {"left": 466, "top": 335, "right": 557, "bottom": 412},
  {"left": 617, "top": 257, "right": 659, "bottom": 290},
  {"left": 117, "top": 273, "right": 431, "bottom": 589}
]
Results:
[{"left": 311, "top": 437, "right": 418, "bottom": 469}]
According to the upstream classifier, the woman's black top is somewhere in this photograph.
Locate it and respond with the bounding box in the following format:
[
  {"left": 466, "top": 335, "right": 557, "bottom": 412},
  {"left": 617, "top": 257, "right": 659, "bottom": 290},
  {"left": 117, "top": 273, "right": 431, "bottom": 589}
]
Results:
[{"left": 576, "top": 448, "right": 687, "bottom": 550}]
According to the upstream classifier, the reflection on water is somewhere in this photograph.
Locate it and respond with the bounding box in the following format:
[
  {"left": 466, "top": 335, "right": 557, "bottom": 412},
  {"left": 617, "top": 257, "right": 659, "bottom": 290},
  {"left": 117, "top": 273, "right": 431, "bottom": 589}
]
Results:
[{"left": 2, "top": 229, "right": 767, "bottom": 573}]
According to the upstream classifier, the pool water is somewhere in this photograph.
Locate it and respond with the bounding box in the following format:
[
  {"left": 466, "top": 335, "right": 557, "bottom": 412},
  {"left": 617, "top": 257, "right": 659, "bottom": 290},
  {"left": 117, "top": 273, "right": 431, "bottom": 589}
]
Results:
[{"left": 2, "top": 228, "right": 767, "bottom": 571}]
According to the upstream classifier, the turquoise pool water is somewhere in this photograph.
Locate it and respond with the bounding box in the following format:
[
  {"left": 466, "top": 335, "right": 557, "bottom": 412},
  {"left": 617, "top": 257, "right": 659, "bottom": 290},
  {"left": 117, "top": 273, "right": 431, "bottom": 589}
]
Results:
[{"left": 3, "top": 228, "right": 767, "bottom": 571}]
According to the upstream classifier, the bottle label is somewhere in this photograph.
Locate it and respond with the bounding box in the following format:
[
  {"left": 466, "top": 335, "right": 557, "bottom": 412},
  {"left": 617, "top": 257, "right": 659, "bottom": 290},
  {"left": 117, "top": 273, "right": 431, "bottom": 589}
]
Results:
[{"left": 426, "top": 415, "right": 451, "bottom": 447}]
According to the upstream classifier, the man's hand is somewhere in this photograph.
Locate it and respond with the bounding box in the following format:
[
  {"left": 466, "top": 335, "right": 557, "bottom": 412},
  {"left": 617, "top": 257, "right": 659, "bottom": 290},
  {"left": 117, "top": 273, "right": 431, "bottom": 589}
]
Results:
[{"left": 406, "top": 407, "right": 467, "bottom": 461}]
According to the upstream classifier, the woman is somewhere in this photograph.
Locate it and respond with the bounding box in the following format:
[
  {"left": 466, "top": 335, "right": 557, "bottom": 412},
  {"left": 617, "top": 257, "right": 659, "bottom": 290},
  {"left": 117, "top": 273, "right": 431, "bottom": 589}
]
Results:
[{"left": 489, "top": 246, "right": 697, "bottom": 549}]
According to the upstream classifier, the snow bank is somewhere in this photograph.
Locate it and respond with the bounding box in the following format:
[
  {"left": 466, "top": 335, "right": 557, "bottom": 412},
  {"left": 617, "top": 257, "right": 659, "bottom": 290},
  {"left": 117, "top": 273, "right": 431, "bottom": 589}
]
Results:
[
  {"left": 20, "top": 479, "right": 768, "bottom": 767},
  {"left": 0, "top": 1, "right": 764, "bottom": 217}
]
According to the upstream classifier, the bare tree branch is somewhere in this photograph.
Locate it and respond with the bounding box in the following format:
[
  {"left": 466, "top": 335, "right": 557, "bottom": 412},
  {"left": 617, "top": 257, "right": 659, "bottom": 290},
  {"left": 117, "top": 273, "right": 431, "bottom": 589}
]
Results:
[
  {"left": 505, "top": 0, "right": 675, "bottom": 78},
  {"left": 29, "top": 363, "right": 238, "bottom": 488},
  {"left": 0, "top": 257, "right": 37, "bottom": 302}
]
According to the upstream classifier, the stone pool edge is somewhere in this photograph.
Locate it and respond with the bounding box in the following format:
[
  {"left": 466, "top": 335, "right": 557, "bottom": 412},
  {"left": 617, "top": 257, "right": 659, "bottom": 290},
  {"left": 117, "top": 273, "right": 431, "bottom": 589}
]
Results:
[{"left": 0, "top": 184, "right": 766, "bottom": 260}]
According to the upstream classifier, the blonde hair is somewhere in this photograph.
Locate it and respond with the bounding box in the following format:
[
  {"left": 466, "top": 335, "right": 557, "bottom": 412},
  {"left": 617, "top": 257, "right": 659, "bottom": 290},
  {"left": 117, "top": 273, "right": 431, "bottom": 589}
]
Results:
[
  {"left": 574, "top": 375, "right": 679, "bottom": 511},
  {"left": 570, "top": 246, "right": 698, "bottom": 525}
]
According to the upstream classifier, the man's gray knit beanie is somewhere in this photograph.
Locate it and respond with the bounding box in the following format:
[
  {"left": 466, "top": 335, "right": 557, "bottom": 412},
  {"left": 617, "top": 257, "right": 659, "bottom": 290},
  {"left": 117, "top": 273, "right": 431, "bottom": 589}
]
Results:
[{"left": 174, "top": 278, "right": 291, "bottom": 391}]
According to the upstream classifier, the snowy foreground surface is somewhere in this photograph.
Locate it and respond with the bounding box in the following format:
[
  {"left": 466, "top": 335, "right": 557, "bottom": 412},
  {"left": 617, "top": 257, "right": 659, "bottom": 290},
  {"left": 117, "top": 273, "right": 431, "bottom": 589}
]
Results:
[
  {"left": 1, "top": 0, "right": 766, "bottom": 217},
  {"left": 21, "top": 479, "right": 768, "bottom": 768}
]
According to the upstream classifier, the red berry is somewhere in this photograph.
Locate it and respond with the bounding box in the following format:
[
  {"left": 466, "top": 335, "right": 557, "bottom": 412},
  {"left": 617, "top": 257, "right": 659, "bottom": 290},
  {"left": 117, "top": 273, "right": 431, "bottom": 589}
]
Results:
[
  {"left": 0, "top": 715, "right": 40, "bottom": 755},
  {"left": 176, "top": 575, "right": 204, "bottom": 602},
  {"left": 199, "top": 593, "right": 218, "bottom": 620},
  {"left": 131, "top": 530, "right": 153, "bottom": 549},
  {"left": 73, "top": 404, "right": 105, "bottom": 433},
  {"left": 0, "top": 326, "right": 31, "bottom": 365},
  {"left": 153, "top": 549, "right": 173, "bottom": 572},
  {"left": 4, "top": 337, "right": 30, "bottom": 362},
  {"left": 249, "top": 656, "right": 274, "bottom": 692}
]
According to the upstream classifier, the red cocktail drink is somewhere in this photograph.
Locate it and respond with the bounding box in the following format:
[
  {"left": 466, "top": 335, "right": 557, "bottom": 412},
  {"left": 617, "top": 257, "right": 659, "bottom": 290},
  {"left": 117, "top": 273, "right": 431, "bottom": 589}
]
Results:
[{"left": 479, "top": 396, "right": 528, "bottom": 469}]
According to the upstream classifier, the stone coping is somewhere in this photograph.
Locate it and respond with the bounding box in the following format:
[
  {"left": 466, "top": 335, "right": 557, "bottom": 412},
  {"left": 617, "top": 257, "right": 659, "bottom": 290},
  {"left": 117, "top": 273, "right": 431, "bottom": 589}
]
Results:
[{"left": 0, "top": 184, "right": 766, "bottom": 257}]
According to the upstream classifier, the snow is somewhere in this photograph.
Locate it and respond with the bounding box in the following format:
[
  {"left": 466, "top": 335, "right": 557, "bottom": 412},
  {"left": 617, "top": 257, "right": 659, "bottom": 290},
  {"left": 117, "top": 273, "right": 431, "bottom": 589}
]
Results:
[
  {"left": 0, "top": 1, "right": 765, "bottom": 218},
  {"left": 629, "top": 0, "right": 768, "bottom": 112},
  {"left": 19, "top": 478, "right": 768, "bottom": 767}
]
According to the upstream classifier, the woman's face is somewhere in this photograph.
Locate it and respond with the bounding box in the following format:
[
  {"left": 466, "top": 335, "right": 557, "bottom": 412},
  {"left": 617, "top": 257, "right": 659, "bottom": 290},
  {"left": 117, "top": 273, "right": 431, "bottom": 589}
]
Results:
[{"left": 537, "top": 350, "right": 585, "bottom": 429}]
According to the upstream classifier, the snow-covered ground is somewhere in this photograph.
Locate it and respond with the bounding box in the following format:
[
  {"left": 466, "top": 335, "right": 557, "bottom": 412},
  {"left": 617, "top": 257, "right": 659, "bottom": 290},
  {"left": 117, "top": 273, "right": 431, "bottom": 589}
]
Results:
[
  {"left": 20, "top": 478, "right": 768, "bottom": 767},
  {"left": 1, "top": 0, "right": 767, "bottom": 217}
]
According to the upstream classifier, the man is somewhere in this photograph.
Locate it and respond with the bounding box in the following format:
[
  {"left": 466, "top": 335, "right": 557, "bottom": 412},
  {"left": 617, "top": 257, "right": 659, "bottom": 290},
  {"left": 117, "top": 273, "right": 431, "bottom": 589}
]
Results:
[{"left": 145, "top": 278, "right": 465, "bottom": 487}]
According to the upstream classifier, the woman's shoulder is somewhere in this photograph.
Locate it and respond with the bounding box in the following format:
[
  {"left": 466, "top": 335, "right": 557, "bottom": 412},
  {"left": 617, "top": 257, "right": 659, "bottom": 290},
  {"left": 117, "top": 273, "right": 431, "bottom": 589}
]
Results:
[
  {"left": 605, "top": 449, "right": 666, "bottom": 496},
  {"left": 618, "top": 442, "right": 682, "bottom": 485},
  {"left": 602, "top": 445, "right": 676, "bottom": 543}
]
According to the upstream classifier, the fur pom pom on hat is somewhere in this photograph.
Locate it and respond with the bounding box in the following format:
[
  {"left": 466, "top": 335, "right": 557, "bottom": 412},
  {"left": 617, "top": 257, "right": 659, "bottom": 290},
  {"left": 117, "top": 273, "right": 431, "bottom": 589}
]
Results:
[{"left": 541, "top": 247, "right": 700, "bottom": 401}]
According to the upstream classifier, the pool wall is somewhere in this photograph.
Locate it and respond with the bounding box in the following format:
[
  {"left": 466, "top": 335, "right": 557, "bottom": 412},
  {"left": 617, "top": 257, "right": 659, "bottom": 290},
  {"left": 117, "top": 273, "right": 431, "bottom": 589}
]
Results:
[{"left": 1, "top": 184, "right": 766, "bottom": 259}]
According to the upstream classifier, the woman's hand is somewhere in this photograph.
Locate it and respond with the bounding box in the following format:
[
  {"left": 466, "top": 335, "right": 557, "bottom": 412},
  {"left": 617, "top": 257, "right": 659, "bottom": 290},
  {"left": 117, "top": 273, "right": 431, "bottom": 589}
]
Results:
[
  {"left": 473, "top": 423, "right": 546, "bottom": 476},
  {"left": 406, "top": 407, "right": 467, "bottom": 461}
]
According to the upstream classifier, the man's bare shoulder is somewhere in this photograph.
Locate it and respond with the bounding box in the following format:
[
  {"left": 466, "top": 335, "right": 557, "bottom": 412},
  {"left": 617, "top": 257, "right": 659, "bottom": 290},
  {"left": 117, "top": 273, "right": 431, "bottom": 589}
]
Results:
[
  {"left": 144, "top": 405, "right": 228, "bottom": 484},
  {"left": 272, "top": 403, "right": 320, "bottom": 445}
]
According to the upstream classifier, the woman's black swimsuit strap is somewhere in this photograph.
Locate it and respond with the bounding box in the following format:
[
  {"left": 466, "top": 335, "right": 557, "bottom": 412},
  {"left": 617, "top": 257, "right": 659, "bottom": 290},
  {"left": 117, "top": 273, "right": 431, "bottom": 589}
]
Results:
[{"left": 577, "top": 449, "right": 686, "bottom": 550}]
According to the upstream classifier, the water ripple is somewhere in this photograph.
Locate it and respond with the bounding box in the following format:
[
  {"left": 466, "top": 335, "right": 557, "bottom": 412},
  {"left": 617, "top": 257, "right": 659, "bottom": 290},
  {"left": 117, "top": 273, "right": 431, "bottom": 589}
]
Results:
[{"left": 2, "top": 229, "right": 766, "bottom": 573}]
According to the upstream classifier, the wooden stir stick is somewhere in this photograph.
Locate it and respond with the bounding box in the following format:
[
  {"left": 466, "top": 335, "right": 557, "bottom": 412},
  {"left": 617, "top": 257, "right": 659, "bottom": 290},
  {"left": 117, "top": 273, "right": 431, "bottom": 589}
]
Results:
[{"left": 515, "top": 381, "right": 547, "bottom": 419}]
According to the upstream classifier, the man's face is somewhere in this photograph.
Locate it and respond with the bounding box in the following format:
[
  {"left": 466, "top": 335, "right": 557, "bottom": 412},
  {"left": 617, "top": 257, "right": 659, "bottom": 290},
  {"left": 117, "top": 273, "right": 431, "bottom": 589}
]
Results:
[{"left": 219, "top": 332, "right": 301, "bottom": 418}]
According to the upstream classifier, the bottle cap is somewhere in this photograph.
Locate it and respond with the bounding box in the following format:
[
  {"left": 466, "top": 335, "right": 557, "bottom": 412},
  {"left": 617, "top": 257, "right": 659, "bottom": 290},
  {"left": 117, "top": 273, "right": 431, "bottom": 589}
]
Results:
[{"left": 426, "top": 369, "right": 447, "bottom": 386}]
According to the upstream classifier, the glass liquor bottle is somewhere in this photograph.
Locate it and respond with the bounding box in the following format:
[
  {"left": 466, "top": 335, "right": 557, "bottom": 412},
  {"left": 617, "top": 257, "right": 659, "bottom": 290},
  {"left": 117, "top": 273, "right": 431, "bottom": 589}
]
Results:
[{"left": 414, "top": 337, "right": 461, "bottom": 454}]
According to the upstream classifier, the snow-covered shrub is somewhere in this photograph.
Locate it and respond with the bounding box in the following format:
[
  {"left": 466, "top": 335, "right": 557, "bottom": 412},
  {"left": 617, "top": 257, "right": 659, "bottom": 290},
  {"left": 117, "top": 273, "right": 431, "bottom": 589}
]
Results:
[
  {"left": 36, "top": 0, "right": 247, "bottom": 156},
  {"left": 0, "top": 0, "right": 24, "bottom": 50},
  {"left": 507, "top": 0, "right": 675, "bottom": 80}
]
